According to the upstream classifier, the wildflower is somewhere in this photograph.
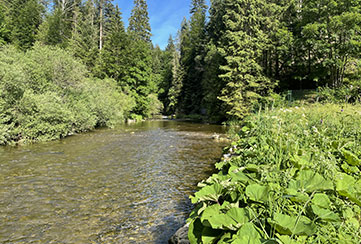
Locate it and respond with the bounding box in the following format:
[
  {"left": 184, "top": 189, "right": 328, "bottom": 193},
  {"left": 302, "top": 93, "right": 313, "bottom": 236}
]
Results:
[{"left": 320, "top": 119, "right": 323, "bottom": 124}]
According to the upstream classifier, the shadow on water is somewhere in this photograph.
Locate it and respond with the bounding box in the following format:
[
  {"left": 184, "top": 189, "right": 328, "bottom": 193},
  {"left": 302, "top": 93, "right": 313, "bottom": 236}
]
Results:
[{"left": 0, "top": 120, "right": 227, "bottom": 244}]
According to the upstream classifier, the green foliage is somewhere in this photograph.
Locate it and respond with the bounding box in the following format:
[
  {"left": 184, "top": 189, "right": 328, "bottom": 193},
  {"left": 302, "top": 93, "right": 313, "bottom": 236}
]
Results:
[
  {"left": 7, "top": 0, "right": 44, "bottom": 50},
  {"left": 128, "top": 0, "right": 152, "bottom": 42},
  {"left": 0, "top": 2, "right": 10, "bottom": 45},
  {"left": 189, "top": 104, "right": 361, "bottom": 243},
  {"left": 178, "top": 1, "right": 207, "bottom": 115},
  {"left": 218, "top": 0, "right": 275, "bottom": 119},
  {"left": 68, "top": 0, "right": 98, "bottom": 70},
  {"left": 0, "top": 44, "right": 134, "bottom": 145}
]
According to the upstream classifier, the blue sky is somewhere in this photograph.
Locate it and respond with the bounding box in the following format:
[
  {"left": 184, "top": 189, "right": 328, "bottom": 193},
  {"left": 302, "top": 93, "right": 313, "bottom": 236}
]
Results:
[{"left": 114, "top": 0, "right": 210, "bottom": 49}]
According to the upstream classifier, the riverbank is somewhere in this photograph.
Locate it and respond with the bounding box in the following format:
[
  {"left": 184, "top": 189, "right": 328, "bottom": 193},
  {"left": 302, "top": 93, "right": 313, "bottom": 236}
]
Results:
[{"left": 174, "top": 103, "right": 361, "bottom": 243}]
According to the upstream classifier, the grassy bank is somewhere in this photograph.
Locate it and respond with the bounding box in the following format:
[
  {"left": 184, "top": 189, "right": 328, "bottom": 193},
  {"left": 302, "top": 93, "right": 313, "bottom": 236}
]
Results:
[
  {"left": 188, "top": 104, "right": 361, "bottom": 243},
  {"left": 0, "top": 45, "right": 135, "bottom": 145}
]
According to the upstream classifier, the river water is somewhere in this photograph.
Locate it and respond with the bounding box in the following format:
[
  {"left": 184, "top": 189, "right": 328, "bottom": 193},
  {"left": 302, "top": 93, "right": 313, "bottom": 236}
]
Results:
[{"left": 0, "top": 120, "right": 227, "bottom": 243}]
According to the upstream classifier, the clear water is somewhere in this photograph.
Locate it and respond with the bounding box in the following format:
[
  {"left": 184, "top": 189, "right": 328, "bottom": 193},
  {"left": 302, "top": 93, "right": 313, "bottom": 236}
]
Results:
[{"left": 0, "top": 120, "right": 227, "bottom": 243}]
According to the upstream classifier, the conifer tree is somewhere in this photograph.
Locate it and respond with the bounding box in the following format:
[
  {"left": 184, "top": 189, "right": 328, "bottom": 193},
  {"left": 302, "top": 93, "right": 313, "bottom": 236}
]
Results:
[
  {"left": 127, "top": 0, "right": 161, "bottom": 117},
  {"left": 201, "top": 0, "right": 227, "bottom": 120},
  {"left": 128, "top": 0, "right": 152, "bottom": 42},
  {"left": 7, "top": 0, "right": 44, "bottom": 49},
  {"left": 96, "top": 3, "right": 130, "bottom": 83},
  {"left": 0, "top": 2, "right": 10, "bottom": 45},
  {"left": 178, "top": 1, "right": 207, "bottom": 114},
  {"left": 69, "top": 0, "right": 98, "bottom": 70},
  {"left": 37, "top": 0, "right": 81, "bottom": 48},
  {"left": 218, "top": 0, "right": 274, "bottom": 119}
]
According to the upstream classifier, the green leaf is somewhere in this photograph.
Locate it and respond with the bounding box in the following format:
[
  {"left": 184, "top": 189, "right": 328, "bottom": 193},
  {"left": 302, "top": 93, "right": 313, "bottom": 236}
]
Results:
[
  {"left": 311, "top": 205, "right": 340, "bottom": 222},
  {"left": 226, "top": 208, "right": 250, "bottom": 226},
  {"left": 342, "top": 149, "right": 361, "bottom": 166},
  {"left": 269, "top": 213, "right": 317, "bottom": 236},
  {"left": 192, "top": 183, "right": 223, "bottom": 204},
  {"left": 232, "top": 223, "right": 262, "bottom": 244},
  {"left": 201, "top": 204, "right": 238, "bottom": 230},
  {"left": 290, "top": 154, "right": 313, "bottom": 169},
  {"left": 246, "top": 184, "right": 270, "bottom": 203},
  {"left": 336, "top": 173, "right": 361, "bottom": 206},
  {"left": 296, "top": 170, "right": 333, "bottom": 193},
  {"left": 312, "top": 193, "right": 331, "bottom": 209},
  {"left": 277, "top": 235, "right": 297, "bottom": 244},
  {"left": 188, "top": 218, "right": 203, "bottom": 244},
  {"left": 341, "top": 163, "right": 360, "bottom": 174},
  {"left": 285, "top": 187, "right": 309, "bottom": 203},
  {"left": 201, "top": 226, "right": 223, "bottom": 244}
]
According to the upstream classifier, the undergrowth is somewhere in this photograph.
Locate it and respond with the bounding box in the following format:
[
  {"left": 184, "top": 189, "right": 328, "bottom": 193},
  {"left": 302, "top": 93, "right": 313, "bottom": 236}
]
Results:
[{"left": 188, "top": 104, "right": 361, "bottom": 243}]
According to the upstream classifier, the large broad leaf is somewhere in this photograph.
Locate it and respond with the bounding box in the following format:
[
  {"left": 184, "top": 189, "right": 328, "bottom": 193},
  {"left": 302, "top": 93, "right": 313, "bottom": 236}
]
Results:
[
  {"left": 246, "top": 184, "right": 270, "bottom": 203},
  {"left": 226, "top": 208, "right": 250, "bottom": 226},
  {"left": 269, "top": 213, "right": 317, "bottom": 236},
  {"left": 192, "top": 183, "right": 223, "bottom": 204},
  {"left": 285, "top": 187, "right": 309, "bottom": 203},
  {"left": 342, "top": 149, "right": 361, "bottom": 166},
  {"left": 311, "top": 205, "right": 340, "bottom": 222},
  {"left": 336, "top": 173, "right": 361, "bottom": 206},
  {"left": 188, "top": 218, "right": 203, "bottom": 244},
  {"left": 200, "top": 204, "right": 238, "bottom": 230},
  {"left": 290, "top": 154, "right": 313, "bottom": 169},
  {"left": 231, "top": 223, "right": 262, "bottom": 244},
  {"left": 229, "top": 169, "right": 251, "bottom": 184},
  {"left": 296, "top": 170, "right": 333, "bottom": 193},
  {"left": 201, "top": 226, "right": 223, "bottom": 244},
  {"left": 277, "top": 235, "right": 297, "bottom": 244},
  {"left": 312, "top": 193, "right": 331, "bottom": 209}
]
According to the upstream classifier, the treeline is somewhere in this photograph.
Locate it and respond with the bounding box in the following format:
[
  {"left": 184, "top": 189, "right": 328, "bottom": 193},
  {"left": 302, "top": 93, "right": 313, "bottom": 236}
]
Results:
[
  {"left": 1, "top": 0, "right": 361, "bottom": 144},
  {"left": 0, "top": 0, "right": 164, "bottom": 144},
  {"left": 160, "top": 0, "right": 361, "bottom": 121},
  {"left": 0, "top": 0, "right": 163, "bottom": 118}
]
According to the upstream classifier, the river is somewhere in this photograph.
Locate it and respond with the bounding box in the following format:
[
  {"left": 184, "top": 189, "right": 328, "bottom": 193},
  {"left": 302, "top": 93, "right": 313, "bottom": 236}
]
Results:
[{"left": 0, "top": 120, "right": 227, "bottom": 243}]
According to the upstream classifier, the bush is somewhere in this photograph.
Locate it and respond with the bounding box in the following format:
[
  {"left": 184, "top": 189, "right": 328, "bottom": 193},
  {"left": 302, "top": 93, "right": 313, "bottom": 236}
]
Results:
[
  {"left": 188, "top": 104, "right": 361, "bottom": 243},
  {"left": 0, "top": 44, "right": 134, "bottom": 145}
]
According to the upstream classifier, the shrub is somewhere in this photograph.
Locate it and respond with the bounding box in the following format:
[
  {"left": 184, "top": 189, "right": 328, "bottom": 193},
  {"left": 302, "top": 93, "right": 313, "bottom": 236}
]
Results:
[
  {"left": 189, "top": 104, "right": 361, "bottom": 243},
  {"left": 0, "top": 44, "right": 134, "bottom": 145}
]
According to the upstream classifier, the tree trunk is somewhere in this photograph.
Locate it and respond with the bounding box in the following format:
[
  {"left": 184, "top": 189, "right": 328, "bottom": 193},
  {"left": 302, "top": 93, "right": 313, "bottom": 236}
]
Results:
[{"left": 99, "top": 0, "right": 103, "bottom": 50}]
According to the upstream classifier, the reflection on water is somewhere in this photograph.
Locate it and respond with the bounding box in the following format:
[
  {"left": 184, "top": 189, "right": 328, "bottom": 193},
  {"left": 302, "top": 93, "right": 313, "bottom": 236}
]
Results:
[{"left": 0, "top": 120, "right": 227, "bottom": 243}]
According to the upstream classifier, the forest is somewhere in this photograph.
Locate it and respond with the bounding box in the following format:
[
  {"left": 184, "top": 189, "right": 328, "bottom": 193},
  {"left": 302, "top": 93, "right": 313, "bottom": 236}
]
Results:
[{"left": 1, "top": 0, "right": 361, "bottom": 144}]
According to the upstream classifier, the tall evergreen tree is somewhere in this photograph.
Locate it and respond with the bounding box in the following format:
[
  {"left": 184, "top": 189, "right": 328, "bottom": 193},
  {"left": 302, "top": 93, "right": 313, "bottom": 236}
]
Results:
[
  {"left": 201, "top": 0, "right": 227, "bottom": 120},
  {"left": 0, "top": 1, "right": 10, "bottom": 45},
  {"left": 7, "top": 0, "right": 44, "bottom": 49},
  {"left": 69, "top": 0, "right": 98, "bottom": 70},
  {"left": 218, "top": 0, "right": 274, "bottom": 119},
  {"left": 128, "top": 0, "right": 152, "bottom": 42},
  {"left": 37, "top": 0, "right": 81, "bottom": 47},
  {"left": 96, "top": 3, "right": 130, "bottom": 83},
  {"left": 178, "top": 1, "right": 207, "bottom": 115},
  {"left": 126, "top": 0, "right": 161, "bottom": 117}
]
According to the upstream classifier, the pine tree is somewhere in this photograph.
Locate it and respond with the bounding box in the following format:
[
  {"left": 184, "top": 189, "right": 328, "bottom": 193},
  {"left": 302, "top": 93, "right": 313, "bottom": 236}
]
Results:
[
  {"left": 69, "top": 0, "right": 98, "bottom": 70},
  {"left": 178, "top": 1, "right": 207, "bottom": 115},
  {"left": 96, "top": 3, "right": 130, "bottom": 83},
  {"left": 201, "top": 0, "right": 227, "bottom": 120},
  {"left": 128, "top": 0, "right": 152, "bottom": 42},
  {"left": 37, "top": 0, "right": 81, "bottom": 48},
  {"left": 7, "top": 0, "right": 44, "bottom": 49},
  {"left": 219, "top": 0, "right": 274, "bottom": 119},
  {"left": 0, "top": 1, "right": 10, "bottom": 45},
  {"left": 126, "top": 0, "right": 161, "bottom": 117}
]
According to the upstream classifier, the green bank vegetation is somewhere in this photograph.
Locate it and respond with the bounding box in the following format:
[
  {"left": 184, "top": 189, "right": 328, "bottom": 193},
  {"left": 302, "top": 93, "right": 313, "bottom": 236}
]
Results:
[
  {"left": 0, "top": 45, "right": 134, "bottom": 145},
  {"left": 188, "top": 104, "right": 361, "bottom": 243}
]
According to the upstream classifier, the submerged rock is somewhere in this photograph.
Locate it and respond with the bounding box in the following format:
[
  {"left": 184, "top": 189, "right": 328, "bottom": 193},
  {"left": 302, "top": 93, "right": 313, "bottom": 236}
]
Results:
[{"left": 168, "top": 223, "right": 190, "bottom": 244}]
